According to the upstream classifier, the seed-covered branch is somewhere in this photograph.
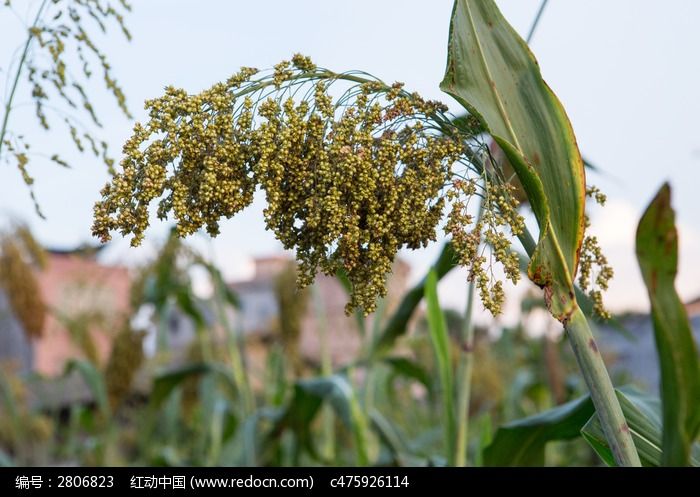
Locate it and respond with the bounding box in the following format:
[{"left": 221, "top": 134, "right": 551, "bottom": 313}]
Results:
[
  {"left": 93, "top": 55, "right": 601, "bottom": 316},
  {"left": 1, "top": 0, "right": 132, "bottom": 214}
]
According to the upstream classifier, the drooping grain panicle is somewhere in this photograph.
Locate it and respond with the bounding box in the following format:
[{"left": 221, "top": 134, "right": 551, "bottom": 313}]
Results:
[
  {"left": 0, "top": 227, "right": 47, "bottom": 338},
  {"left": 93, "top": 55, "right": 525, "bottom": 315},
  {"left": 93, "top": 56, "right": 466, "bottom": 314},
  {"left": 104, "top": 326, "right": 145, "bottom": 410}
]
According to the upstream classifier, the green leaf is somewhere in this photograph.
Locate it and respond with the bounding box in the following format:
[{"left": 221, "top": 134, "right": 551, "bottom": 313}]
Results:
[
  {"left": 484, "top": 394, "right": 594, "bottom": 466},
  {"left": 486, "top": 386, "right": 700, "bottom": 467},
  {"left": 369, "top": 409, "right": 411, "bottom": 463},
  {"left": 582, "top": 388, "right": 700, "bottom": 467},
  {"left": 515, "top": 249, "right": 632, "bottom": 338},
  {"left": 441, "top": 0, "right": 585, "bottom": 322},
  {"left": 424, "top": 269, "right": 457, "bottom": 465},
  {"left": 202, "top": 260, "right": 240, "bottom": 309},
  {"left": 64, "top": 359, "right": 110, "bottom": 418},
  {"left": 474, "top": 414, "right": 493, "bottom": 467},
  {"left": 382, "top": 356, "right": 433, "bottom": 395},
  {"left": 369, "top": 409, "right": 429, "bottom": 466},
  {"left": 273, "top": 375, "right": 370, "bottom": 466},
  {"left": 373, "top": 242, "right": 457, "bottom": 355},
  {"left": 151, "top": 362, "right": 238, "bottom": 407},
  {"left": 635, "top": 183, "right": 700, "bottom": 466},
  {"left": 174, "top": 288, "right": 206, "bottom": 329}
]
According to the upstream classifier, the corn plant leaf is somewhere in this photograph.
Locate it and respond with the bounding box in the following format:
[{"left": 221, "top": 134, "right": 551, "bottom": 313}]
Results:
[
  {"left": 383, "top": 356, "right": 434, "bottom": 395},
  {"left": 174, "top": 287, "right": 206, "bottom": 329},
  {"left": 440, "top": 0, "right": 585, "bottom": 322},
  {"left": 369, "top": 409, "right": 432, "bottom": 466},
  {"left": 271, "top": 375, "right": 370, "bottom": 465},
  {"left": 474, "top": 414, "right": 493, "bottom": 467},
  {"left": 484, "top": 394, "right": 594, "bottom": 466},
  {"left": 425, "top": 269, "right": 457, "bottom": 465},
  {"left": 582, "top": 387, "right": 700, "bottom": 467},
  {"left": 151, "top": 362, "right": 238, "bottom": 407},
  {"left": 370, "top": 409, "right": 413, "bottom": 463},
  {"left": 373, "top": 241, "right": 457, "bottom": 356},
  {"left": 635, "top": 183, "right": 700, "bottom": 466},
  {"left": 201, "top": 260, "right": 241, "bottom": 309},
  {"left": 486, "top": 386, "right": 700, "bottom": 467},
  {"left": 64, "top": 359, "right": 110, "bottom": 418}
]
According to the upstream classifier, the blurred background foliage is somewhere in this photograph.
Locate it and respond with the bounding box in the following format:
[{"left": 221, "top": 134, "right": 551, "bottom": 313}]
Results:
[
  {"left": 1, "top": 0, "right": 698, "bottom": 469},
  {"left": 0, "top": 224, "right": 631, "bottom": 466},
  {"left": 0, "top": 204, "right": 697, "bottom": 467}
]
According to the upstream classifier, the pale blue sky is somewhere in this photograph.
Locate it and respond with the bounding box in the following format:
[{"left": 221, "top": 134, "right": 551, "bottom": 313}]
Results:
[{"left": 1, "top": 1, "right": 699, "bottom": 316}]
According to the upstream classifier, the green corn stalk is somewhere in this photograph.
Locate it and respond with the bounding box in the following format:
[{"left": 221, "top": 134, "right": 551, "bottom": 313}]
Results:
[{"left": 441, "top": 0, "right": 639, "bottom": 466}]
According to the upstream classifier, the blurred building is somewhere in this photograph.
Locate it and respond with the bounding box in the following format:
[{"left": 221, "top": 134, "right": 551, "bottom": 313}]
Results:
[
  {"left": 231, "top": 256, "right": 411, "bottom": 366},
  {"left": 0, "top": 247, "right": 131, "bottom": 376},
  {"left": 0, "top": 290, "right": 33, "bottom": 373},
  {"left": 35, "top": 247, "right": 131, "bottom": 375},
  {"left": 598, "top": 296, "right": 700, "bottom": 392},
  {"left": 1, "top": 245, "right": 412, "bottom": 376}
]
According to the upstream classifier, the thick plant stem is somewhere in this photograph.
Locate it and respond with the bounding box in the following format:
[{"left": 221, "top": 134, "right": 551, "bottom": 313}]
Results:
[
  {"left": 517, "top": 225, "right": 640, "bottom": 466},
  {"left": 565, "top": 306, "right": 641, "bottom": 466}
]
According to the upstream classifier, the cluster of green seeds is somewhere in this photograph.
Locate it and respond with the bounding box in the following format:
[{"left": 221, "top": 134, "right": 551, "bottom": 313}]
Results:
[
  {"left": 93, "top": 55, "right": 463, "bottom": 314},
  {"left": 93, "top": 55, "right": 611, "bottom": 317},
  {"left": 1, "top": 0, "right": 132, "bottom": 215},
  {"left": 445, "top": 178, "right": 525, "bottom": 315},
  {"left": 579, "top": 187, "right": 614, "bottom": 319}
]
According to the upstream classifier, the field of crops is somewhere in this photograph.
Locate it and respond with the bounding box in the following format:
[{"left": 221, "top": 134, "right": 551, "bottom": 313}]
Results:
[{"left": 0, "top": 0, "right": 698, "bottom": 470}]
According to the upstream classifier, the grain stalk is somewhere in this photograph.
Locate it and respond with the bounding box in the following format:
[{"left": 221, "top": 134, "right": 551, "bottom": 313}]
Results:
[
  {"left": 517, "top": 224, "right": 640, "bottom": 466},
  {"left": 212, "top": 284, "right": 253, "bottom": 416},
  {"left": 565, "top": 307, "right": 640, "bottom": 466},
  {"left": 454, "top": 201, "right": 482, "bottom": 467},
  {"left": 0, "top": 0, "right": 49, "bottom": 160},
  {"left": 312, "top": 282, "right": 336, "bottom": 461}
]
